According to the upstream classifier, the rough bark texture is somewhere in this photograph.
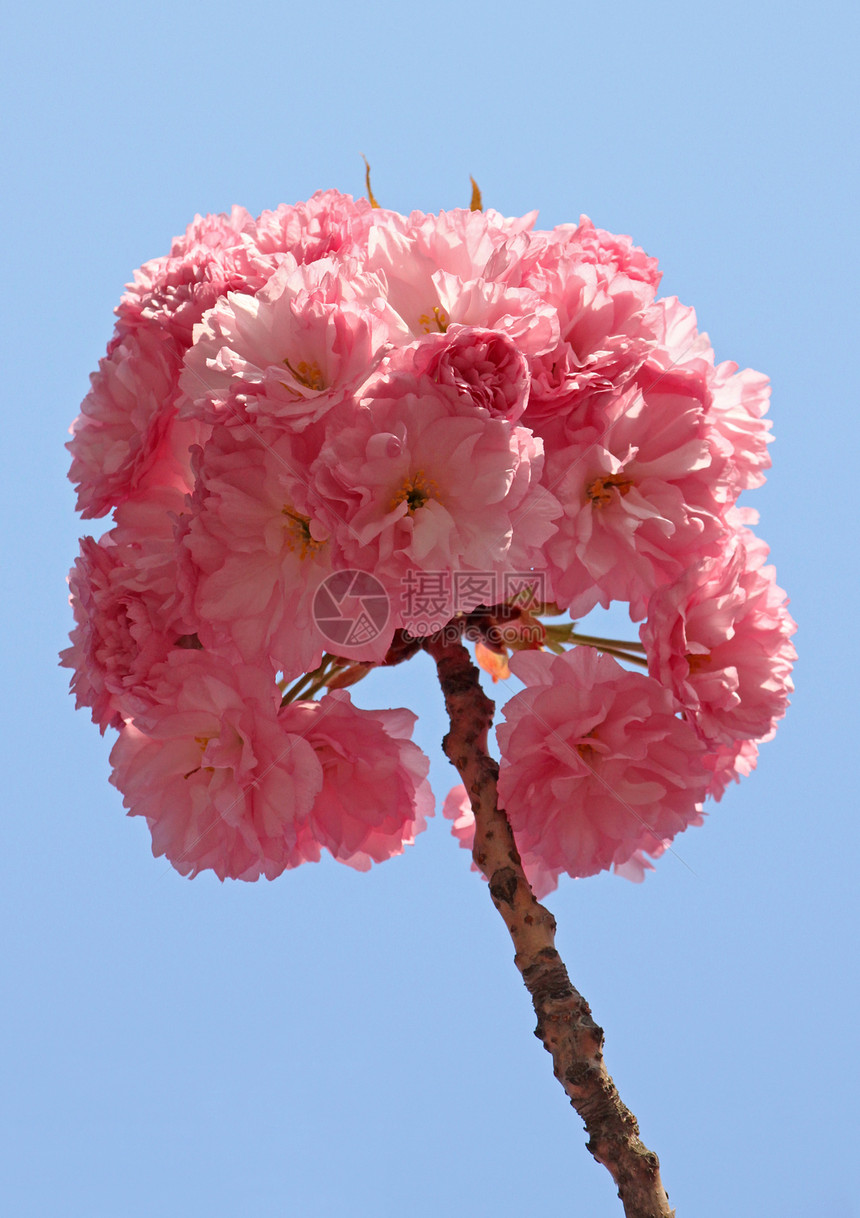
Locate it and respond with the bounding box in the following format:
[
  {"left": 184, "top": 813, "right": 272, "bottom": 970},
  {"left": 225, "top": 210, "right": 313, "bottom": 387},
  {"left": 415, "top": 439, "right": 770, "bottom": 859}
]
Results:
[{"left": 424, "top": 634, "right": 675, "bottom": 1218}]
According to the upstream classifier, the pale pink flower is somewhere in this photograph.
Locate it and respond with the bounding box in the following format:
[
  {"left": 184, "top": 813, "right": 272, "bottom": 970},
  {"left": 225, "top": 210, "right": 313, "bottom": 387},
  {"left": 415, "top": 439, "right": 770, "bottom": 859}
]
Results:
[
  {"left": 640, "top": 529, "right": 796, "bottom": 746},
  {"left": 364, "top": 207, "right": 549, "bottom": 343},
  {"left": 315, "top": 378, "right": 557, "bottom": 630},
  {"left": 643, "top": 296, "right": 715, "bottom": 378},
  {"left": 248, "top": 190, "right": 376, "bottom": 272},
  {"left": 542, "top": 378, "right": 724, "bottom": 619},
  {"left": 178, "top": 422, "right": 367, "bottom": 677},
  {"left": 180, "top": 257, "right": 405, "bottom": 431},
  {"left": 703, "top": 737, "right": 760, "bottom": 801},
  {"left": 557, "top": 216, "right": 662, "bottom": 288},
  {"left": 67, "top": 329, "right": 184, "bottom": 518},
  {"left": 119, "top": 207, "right": 260, "bottom": 346},
  {"left": 109, "top": 652, "right": 325, "bottom": 880},
  {"left": 280, "top": 691, "right": 433, "bottom": 869},
  {"left": 496, "top": 647, "right": 709, "bottom": 880},
  {"left": 706, "top": 361, "right": 772, "bottom": 497}
]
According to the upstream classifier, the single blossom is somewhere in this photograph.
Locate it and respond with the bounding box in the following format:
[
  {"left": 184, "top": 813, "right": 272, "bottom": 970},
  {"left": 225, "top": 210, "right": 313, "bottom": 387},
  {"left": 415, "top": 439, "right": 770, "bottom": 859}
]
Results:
[
  {"left": 541, "top": 377, "right": 724, "bottom": 619},
  {"left": 177, "top": 421, "right": 380, "bottom": 676},
  {"left": 110, "top": 652, "right": 325, "bottom": 880},
  {"left": 496, "top": 647, "right": 709, "bottom": 880},
  {"left": 315, "top": 377, "right": 558, "bottom": 631},
  {"left": 279, "top": 691, "right": 433, "bottom": 869},
  {"left": 60, "top": 488, "right": 192, "bottom": 730},
  {"left": 372, "top": 326, "right": 532, "bottom": 422},
  {"left": 67, "top": 328, "right": 185, "bottom": 518},
  {"left": 639, "top": 528, "right": 796, "bottom": 746},
  {"left": 180, "top": 256, "right": 406, "bottom": 431}
]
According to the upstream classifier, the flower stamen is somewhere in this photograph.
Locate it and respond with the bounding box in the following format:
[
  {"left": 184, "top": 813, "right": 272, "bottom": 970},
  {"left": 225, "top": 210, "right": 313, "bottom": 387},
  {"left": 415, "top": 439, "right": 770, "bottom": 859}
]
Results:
[
  {"left": 282, "top": 356, "right": 326, "bottom": 392},
  {"left": 282, "top": 506, "right": 325, "bottom": 557},
  {"left": 586, "top": 474, "right": 634, "bottom": 506},
  {"left": 418, "top": 306, "right": 449, "bottom": 334},
  {"left": 389, "top": 470, "right": 441, "bottom": 515}
]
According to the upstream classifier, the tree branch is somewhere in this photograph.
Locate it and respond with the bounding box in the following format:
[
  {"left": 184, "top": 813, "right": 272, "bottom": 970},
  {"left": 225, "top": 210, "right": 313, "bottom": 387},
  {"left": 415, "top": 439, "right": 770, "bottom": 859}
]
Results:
[{"left": 424, "top": 633, "right": 675, "bottom": 1218}]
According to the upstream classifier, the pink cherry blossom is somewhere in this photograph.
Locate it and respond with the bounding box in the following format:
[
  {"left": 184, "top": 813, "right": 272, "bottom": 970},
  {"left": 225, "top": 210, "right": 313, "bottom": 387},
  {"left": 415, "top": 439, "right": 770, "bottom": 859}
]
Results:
[
  {"left": 180, "top": 256, "right": 406, "bottom": 431},
  {"left": 60, "top": 488, "right": 191, "bottom": 731},
  {"left": 110, "top": 652, "right": 325, "bottom": 880},
  {"left": 178, "top": 421, "right": 378, "bottom": 677},
  {"left": 67, "top": 328, "right": 185, "bottom": 518},
  {"left": 375, "top": 326, "right": 531, "bottom": 422},
  {"left": 524, "top": 258, "right": 657, "bottom": 424},
  {"left": 706, "top": 361, "right": 772, "bottom": 497},
  {"left": 248, "top": 189, "right": 377, "bottom": 272},
  {"left": 315, "top": 377, "right": 557, "bottom": 630},
  {"left": 640, "top": 528, "right": 796, "bottom": 747},
  {"left": 119, "top": 206, "right": 261, "bottom": 346},
  {"left": 65, "top": 193, "right": 792, "bottom": 888},
  {"left": 497, "top": 648, "right": 709, "bottom": 880},
  {"left": 541, "top": 377, "right": 724, "bottom": 619},
  {"left": 279, "top": 691, "right": 433, "bottom": 869}
]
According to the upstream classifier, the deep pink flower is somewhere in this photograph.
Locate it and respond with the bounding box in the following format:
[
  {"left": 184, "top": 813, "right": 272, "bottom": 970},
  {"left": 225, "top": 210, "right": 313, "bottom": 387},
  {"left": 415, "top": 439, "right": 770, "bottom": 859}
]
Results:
[
  {"left": 67, "top": 208, "right": 253, "bottom": 518},
  {"left": 496, "top": 647, "right": 709, "bottom": 879},
  {"left": 67, "top": 329, "right": 186, "bottom": 518},
  {"left": 119, "top": 207, "right": 260, "bottom": 346},
  {"left": 60, "top": 488, "right": 191, "bottom": 730},
  {"left": 373, "top": 326, "right": 532, "bottom": 422}
]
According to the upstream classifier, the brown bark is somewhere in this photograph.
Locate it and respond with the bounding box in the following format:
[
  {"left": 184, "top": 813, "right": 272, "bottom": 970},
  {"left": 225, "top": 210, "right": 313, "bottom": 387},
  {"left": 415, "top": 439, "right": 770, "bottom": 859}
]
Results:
[{"left": 424, "top": 633, "right": 675, "bottom": 1218}]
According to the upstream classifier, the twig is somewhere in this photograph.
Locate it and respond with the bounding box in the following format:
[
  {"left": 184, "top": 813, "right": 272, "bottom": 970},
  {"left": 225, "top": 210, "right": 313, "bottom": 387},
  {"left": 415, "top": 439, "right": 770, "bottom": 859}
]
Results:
[{"left": 424, "top": 633, "right": 675, "bottom": 1218}]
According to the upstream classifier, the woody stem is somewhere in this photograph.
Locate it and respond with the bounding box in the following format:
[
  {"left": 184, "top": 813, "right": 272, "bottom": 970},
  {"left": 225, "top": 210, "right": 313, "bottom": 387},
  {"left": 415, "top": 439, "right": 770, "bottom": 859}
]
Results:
[{"left": 423, "top": 632, "right": 675, "bottom": 1218}]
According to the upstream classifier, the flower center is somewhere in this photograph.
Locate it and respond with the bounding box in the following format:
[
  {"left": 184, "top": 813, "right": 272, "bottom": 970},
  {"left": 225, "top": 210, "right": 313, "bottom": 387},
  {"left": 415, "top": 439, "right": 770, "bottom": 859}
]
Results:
[
  {"left": 686, "top": 651, "right": 711, "bottom": 675},
  {"left": 586, "top": 474, "right": 634, "bottom": 506},
  {"left": 390, "top": 470, "right": 441, "bottom": 515},
  {"left": 282, "top": 505, "right": 325, "bottom": 557},
  {"left": 184, "top": 735, "right": 214, "bottom": 779},
  {"left": 575, "top": 729, "right": 599, "bottom": 759},
  {"left": 418, "top": 306, "right": 449, "bottom": 334},
  {"left": 282, "top": 356, "right": 326, "bottom": 391}
]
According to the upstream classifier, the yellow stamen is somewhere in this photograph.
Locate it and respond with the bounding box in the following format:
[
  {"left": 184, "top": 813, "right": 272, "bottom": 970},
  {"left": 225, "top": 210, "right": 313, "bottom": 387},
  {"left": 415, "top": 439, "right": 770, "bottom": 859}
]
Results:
[
  {"left": 586, "top": 474, "right": 634, "bottom": 506},
  {"left": 282, "top": 357, "right": 325, "bottom": 392},
  {"left": 417, "top": 306, "right": 449, "bottom": 334},
  {"left": 389, "top": 470, "right": 441, "bottom": 515},
  {"left": 282, "top": 506, "right": 325, "bottom": 557}
]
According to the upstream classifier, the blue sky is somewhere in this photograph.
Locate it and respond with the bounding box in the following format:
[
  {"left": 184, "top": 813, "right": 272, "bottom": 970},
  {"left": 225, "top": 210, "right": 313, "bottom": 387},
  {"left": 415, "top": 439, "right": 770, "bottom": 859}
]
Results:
[{"left": 3, "top": 2, "right": 858, "bottom": 1215}]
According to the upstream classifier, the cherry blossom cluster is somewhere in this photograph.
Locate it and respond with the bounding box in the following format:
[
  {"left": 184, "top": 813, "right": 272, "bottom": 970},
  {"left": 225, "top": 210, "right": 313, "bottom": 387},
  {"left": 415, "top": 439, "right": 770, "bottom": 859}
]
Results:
[{"left": 63, "top": 190, "right": 795, "bottom": 888}]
